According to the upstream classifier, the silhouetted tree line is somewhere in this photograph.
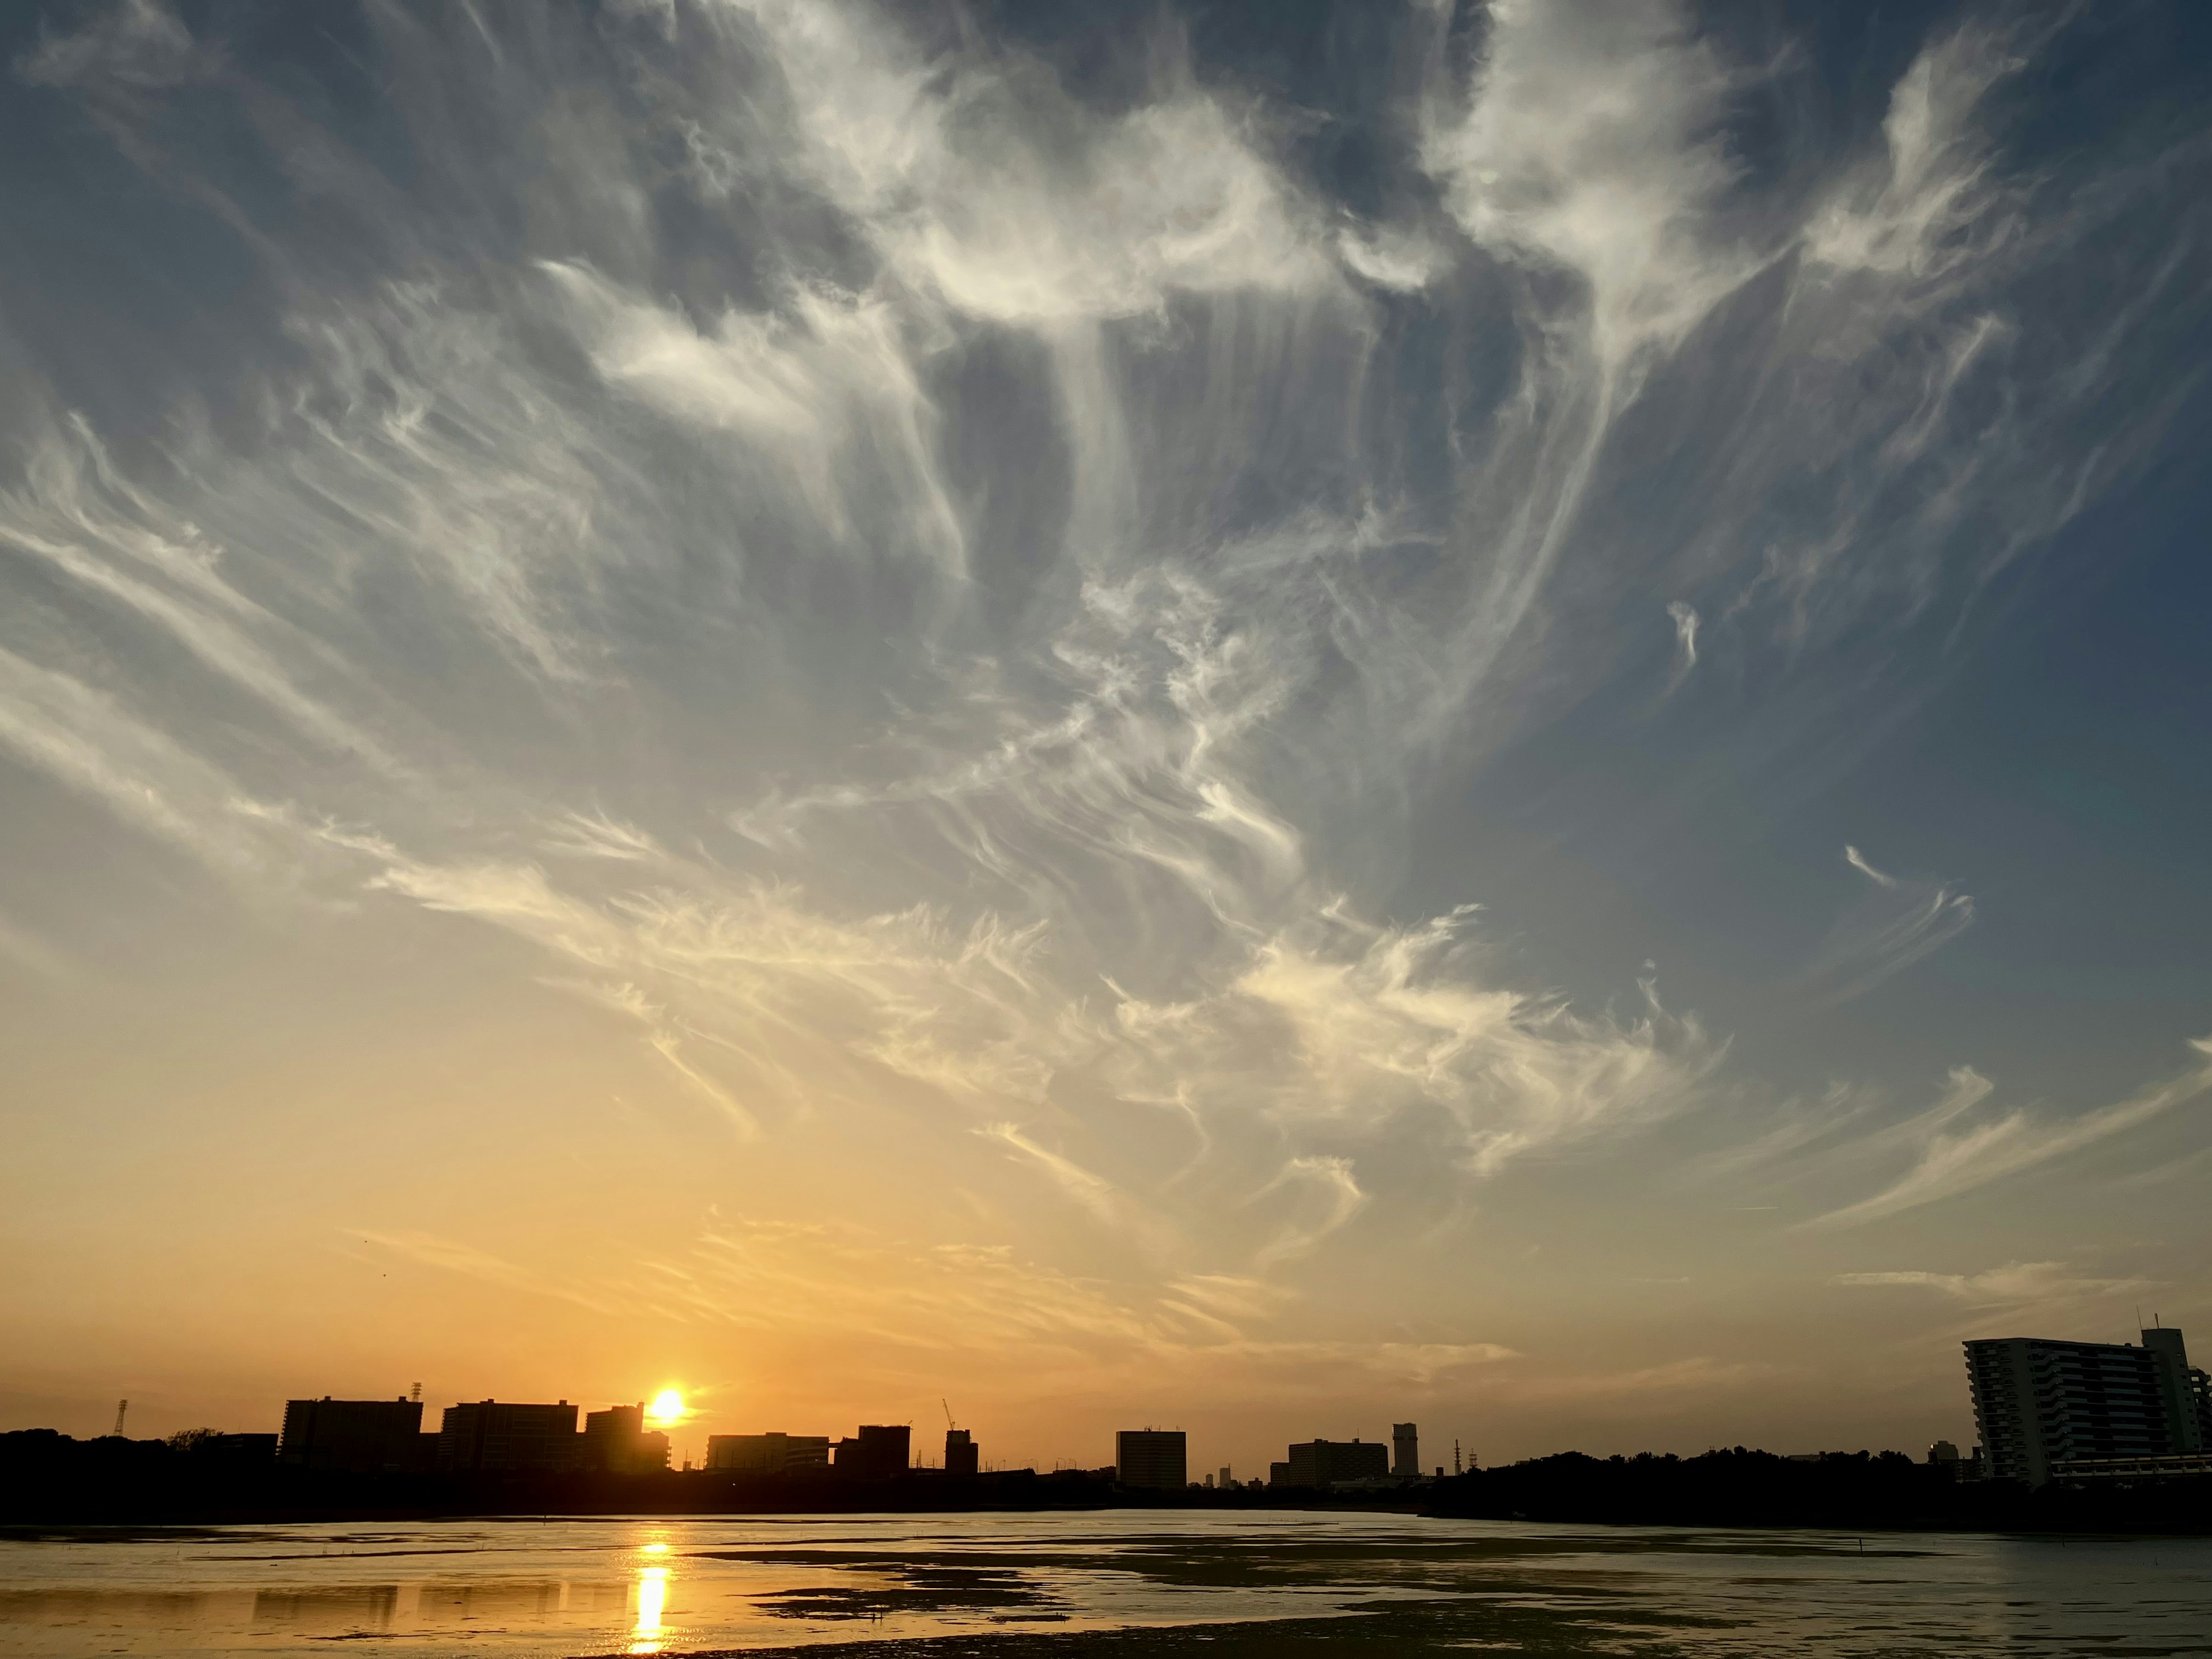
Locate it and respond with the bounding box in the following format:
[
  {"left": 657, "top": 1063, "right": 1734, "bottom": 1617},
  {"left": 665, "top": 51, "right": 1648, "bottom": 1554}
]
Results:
[{"left": 1425, "top": 1448, "right": 2212, "bottom": 1532}]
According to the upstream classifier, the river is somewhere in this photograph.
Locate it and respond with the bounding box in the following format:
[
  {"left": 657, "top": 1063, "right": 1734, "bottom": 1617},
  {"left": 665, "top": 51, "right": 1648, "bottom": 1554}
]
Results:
[{"left": 2, "top": 1509, "right": 2207, "bottom": 1656}]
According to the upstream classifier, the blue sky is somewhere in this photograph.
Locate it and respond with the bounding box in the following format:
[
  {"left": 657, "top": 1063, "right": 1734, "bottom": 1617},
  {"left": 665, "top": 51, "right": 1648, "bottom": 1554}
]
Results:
[{"left": 1, "top": 0, "right": 2208, "bottom": 1471}]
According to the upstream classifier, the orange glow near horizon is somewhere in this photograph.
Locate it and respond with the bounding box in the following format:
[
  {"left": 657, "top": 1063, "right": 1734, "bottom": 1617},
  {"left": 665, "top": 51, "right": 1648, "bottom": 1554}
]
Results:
[{"left": 645, "top": 1389, "right": 684, "bottom": 1427}]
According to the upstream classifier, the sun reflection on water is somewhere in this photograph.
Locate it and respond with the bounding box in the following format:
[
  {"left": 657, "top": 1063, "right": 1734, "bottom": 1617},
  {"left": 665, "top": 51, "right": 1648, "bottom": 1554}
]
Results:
[
  {"left": 629, "top": 1566, "right": 667, "bottom": 1655},
  {"left": 627, "top": 1535, "right": 676, "bottom": 1656}
]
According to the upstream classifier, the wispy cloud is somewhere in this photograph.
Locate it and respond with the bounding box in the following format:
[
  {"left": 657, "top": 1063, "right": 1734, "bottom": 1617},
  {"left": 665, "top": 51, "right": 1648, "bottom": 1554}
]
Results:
[
  {"left": 1808, "top": 1040, "right": 2212, "bottom": 1229},
  {"left": 353, "top": 1229, "right": 627, "bottom": 1316},
  {"left": 1801, "top": 24, "right": 2027, "bottom": 283},
  {"left": 15, "top": 0, "right": 214, "bottom": 90},
  {"left": 0, "top": 911, "right": 77, "bottom": 982},
  {"left": 3, "top": 0, "right": 2209, "bottom": 1447},
  {"left": 0, "top": 645, "right": 289, "bottom": 882},
  {"left": 1805, "top": 844, "right": 1975, "bottom": 1003},
  {"left": 1834, "top": 1260, "right": 2147, "bottom": 1306},
  {"left": 1665, "top": 600, "right": 1699, "bottom": 688}
]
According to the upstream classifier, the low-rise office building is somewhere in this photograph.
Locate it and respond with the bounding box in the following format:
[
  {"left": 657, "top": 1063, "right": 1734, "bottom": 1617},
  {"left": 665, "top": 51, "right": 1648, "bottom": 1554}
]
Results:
[
  {"left": 706, "top": 1432, "right": 832, "bottom": 1475},
  {"left": 437, "top": 1400, "right": 581, "bottom": 1474},
  {"left": 1277, "top": 1438, "right": 1390, "bottom": 1488},
  {"left": 278, "top": 1397, "right": 424, "bottom": 1474}
]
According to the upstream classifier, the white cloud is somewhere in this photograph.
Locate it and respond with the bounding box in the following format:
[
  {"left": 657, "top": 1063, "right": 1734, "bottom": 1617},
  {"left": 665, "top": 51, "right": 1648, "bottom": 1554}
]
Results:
[
  {"left": 1421, "top": 0, "right": 1756, "bottom": 372},
  {"left": 1805, "top": 845, "right": 1975, "bottom": 1002},
  {"left": 1808, "top": 1040, "right": 2212, "bottom": 1229},
  {"left": 542, "top": 261, "right": 966, "bottom": 571},
  {"left": 732, "top": 0, "right": 1331, "bottom": 323},
  {"left": 6, "top": 0, "right": 2208, "bottom": 1441},
  {"left": 0, "top": 645, "right": 286, "bottom": 881},
  {"left": 1834, "top": 1260, "right": 2144, "bottom": 1306},
  {"left": 1337, "top": 224, "right": 1447, "bottom": 293},
  {"left": 1224, "top": 911, "right": 1713, "bottom": 1174},
  {"left": 0, "top": 420, "right": 393, "bottom": 767},
  {"left": 16, "top": 0, "right": 211, "bottom": 90},
  {"left": 1665, "top": 598, "right": 1699, "bottom": 689},
  {"left": 1802, "top": 25, "right": 2025, "bottom": 283}
]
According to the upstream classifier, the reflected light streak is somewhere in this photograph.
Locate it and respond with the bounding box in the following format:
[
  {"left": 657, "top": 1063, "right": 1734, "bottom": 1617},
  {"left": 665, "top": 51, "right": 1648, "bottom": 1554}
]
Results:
[{"left": 630, "top": 1565, "right": 668, "bottom": 1655}]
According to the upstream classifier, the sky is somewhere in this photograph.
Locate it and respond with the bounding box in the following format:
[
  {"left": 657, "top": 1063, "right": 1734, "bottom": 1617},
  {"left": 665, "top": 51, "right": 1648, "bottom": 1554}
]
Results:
[{"left": 2, "top": 0, "right": 2210, "bottom": 1479}]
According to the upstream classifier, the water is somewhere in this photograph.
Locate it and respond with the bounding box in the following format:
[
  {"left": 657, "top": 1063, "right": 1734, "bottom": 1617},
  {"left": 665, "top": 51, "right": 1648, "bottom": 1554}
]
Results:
[{"left": 0, "top": 1510, "right": 2206, "bottom": 1656}]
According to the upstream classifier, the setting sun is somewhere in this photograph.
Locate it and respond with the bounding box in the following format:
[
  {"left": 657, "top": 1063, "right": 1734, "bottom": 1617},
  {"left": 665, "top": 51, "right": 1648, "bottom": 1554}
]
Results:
[{"left": 645, "top": 1390, "right": 684, "bottom": 1426}]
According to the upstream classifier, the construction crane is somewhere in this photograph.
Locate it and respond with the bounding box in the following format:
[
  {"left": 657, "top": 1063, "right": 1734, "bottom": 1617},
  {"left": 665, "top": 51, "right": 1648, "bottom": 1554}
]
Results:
[{"left": 942, "top": 1399, "right": 956, "bottom": 1430}]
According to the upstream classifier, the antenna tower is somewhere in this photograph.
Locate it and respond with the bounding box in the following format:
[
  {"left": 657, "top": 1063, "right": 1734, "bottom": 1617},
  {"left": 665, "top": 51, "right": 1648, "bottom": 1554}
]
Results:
[
  {"left": 112, "top": 1399, "right": 128, "bottom": 1437},
  {"left": 410, "top": 1382, "right": 422, "bottom": 1402},
  {"left": 1453, "top": 1438, "right": 1462, "bottom": 1476}
]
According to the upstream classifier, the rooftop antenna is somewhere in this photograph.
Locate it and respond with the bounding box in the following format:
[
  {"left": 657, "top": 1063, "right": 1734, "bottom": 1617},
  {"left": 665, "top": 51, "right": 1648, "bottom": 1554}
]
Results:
[{"left": 112, "top": 1399, "right": 128, "bottom": 1437}]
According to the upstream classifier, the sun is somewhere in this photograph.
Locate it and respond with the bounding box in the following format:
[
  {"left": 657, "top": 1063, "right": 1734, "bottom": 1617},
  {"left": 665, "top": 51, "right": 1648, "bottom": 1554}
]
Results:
[{"left": 645, "top": 1389, "right": 685, "bottom": 1426}]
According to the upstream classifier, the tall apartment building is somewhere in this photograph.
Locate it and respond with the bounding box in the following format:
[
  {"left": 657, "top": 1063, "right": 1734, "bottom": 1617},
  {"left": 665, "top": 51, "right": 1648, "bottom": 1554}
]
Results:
[
  {"left": 706, "top": 1432, "right": 831, "bottom": 1475},
  {"left": 2145, "top": 1328, "right": 2212, "bottom": 1449},
  {"left": 1279, "top": 1438, "right": 1390, "bottom": 1487},
  {"left": 581, "top": 1404, "right": 671, "bottom": 1474},
  {"left": 278, "top": 1397, "right": 423, "bottom": 1474},
  {"left": 1114, "top": 1430, "right": 1187, "bottom": 1489},
  {"left": 944, "top": 1428, "right": 979, "bottom": 1478},
  {"left": 1965, "top": 1327, "right": 2212, "bottom": 1485},
  {"left": 1392, "top": 1423, "right": 1419, "bottom": 1478},
  {"left": 437, "top": 1400, "right": 581, "bottom": 1474}
]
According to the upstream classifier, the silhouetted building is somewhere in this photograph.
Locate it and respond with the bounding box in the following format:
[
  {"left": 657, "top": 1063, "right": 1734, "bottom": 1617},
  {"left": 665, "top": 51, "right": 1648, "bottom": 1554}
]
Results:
[
  {"left": 581, "top": 1404, "right": 670, "bottom": 1474},
  {"left": 1279, "top": 1439, "right": 1389, "bottom": 1488},
  {"left": 833, "top": 1425, "right": 911, "bottom": 1479},
  {"left": 944, "top": 1428, "right": 979, "bottom": 1478},
  {"left": 1927, "top": 1438, "right": 1966, "bottom": 1482},
  {"left": 707, "top": 1432, "right": 831, "bottom": 1475},
  {"left": 1114, "top": 1430, "right": 1186, "bottom": 1490},
  {"left": 437, "top": 1400, "right": 580, "bottom": 1474},
  {"left": 1967, "top": 1328, "right": 2212, "bottom": 1486},
  {"left": 2145, "top": 1328, "right": 2212, "bottom": 1446},
  {"left": 278, "top": 1397, "right": 423, "bottom": 1474},
  {"left": 1392, "top": 1423, "right": 1419, "bottom": 1478},
  {"left": 1269, "top": 1461, "right": 1292, "bottom": 1486}
]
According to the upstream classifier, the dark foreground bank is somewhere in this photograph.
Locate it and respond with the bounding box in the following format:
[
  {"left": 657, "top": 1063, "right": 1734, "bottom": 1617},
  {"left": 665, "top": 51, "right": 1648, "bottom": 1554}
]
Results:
[{"left": 1427, "top": 1447, "right": 2212, "bottom": 1534}]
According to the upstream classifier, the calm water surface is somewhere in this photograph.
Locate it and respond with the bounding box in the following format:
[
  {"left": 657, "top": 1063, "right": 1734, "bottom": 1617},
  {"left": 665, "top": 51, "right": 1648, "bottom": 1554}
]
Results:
[{"left": 1, "top": 1510, "right": 2207, "bottom": 1657}]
